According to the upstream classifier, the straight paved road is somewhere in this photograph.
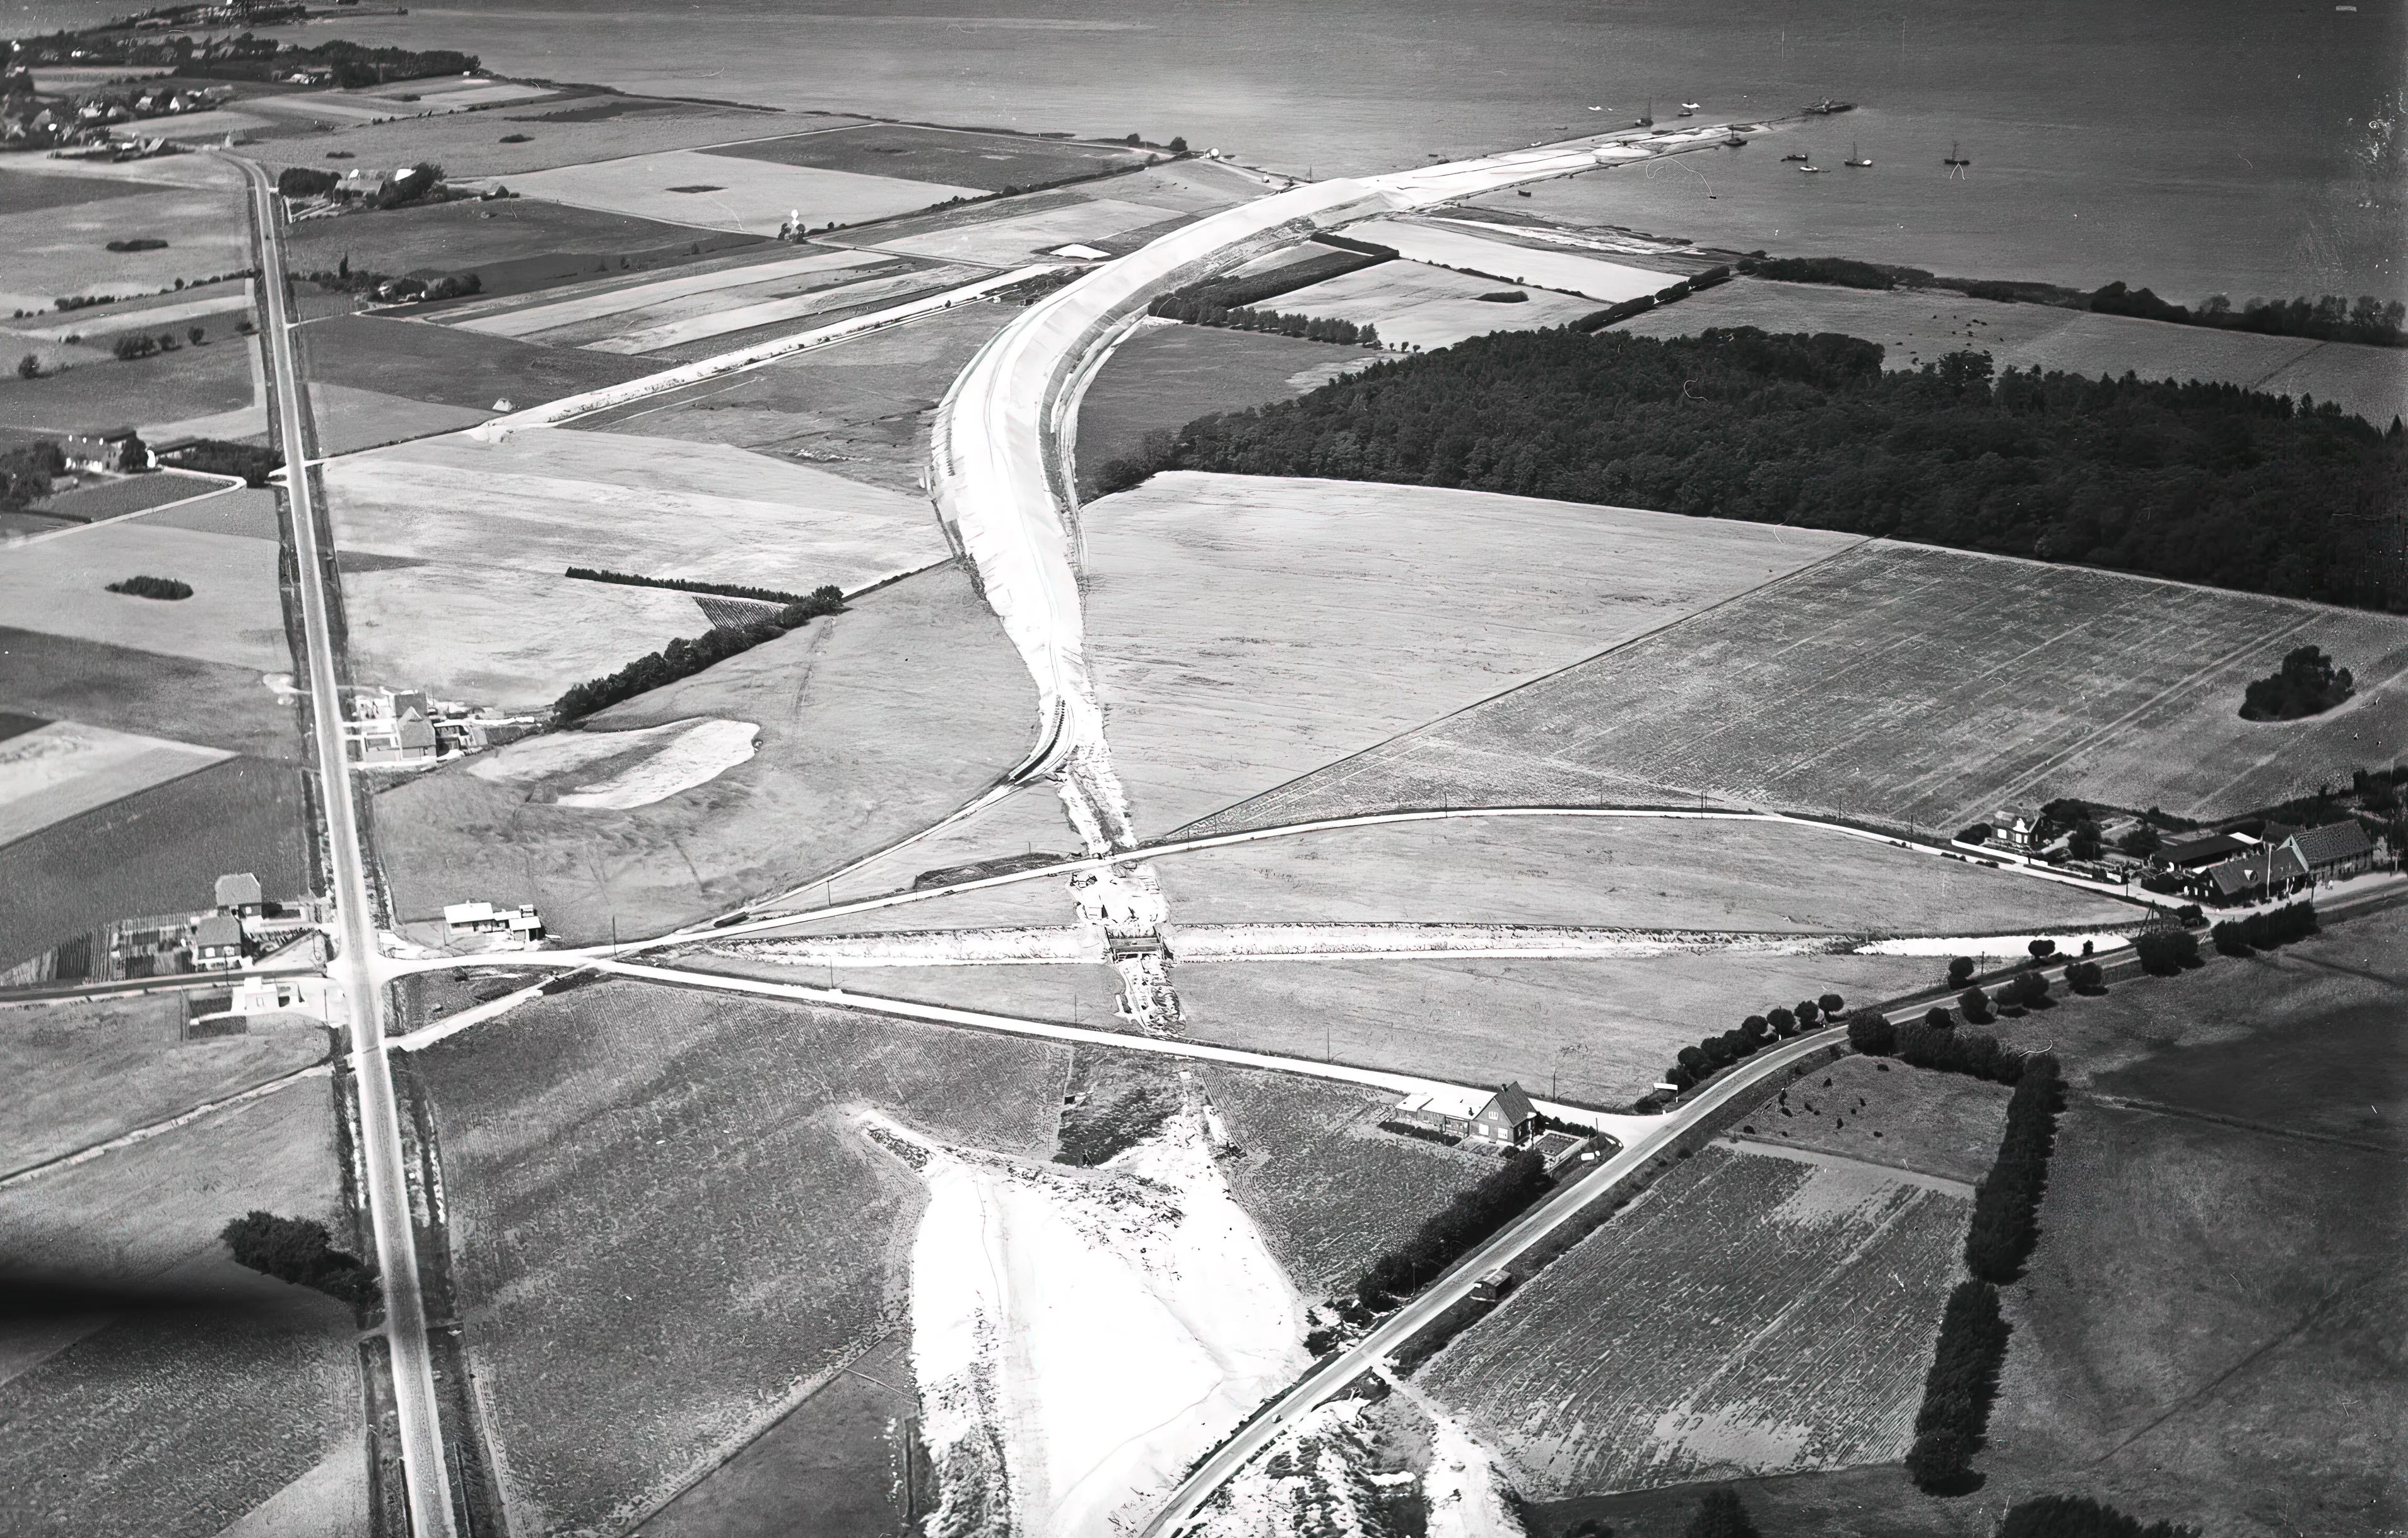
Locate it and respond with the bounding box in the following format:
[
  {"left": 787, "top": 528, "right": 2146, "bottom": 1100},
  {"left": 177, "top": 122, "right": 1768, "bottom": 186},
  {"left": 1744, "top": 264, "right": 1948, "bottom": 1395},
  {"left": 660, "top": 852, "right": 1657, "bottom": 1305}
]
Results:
[{"left": 230, "top": 154, "right": 460, "bottom": 1538}]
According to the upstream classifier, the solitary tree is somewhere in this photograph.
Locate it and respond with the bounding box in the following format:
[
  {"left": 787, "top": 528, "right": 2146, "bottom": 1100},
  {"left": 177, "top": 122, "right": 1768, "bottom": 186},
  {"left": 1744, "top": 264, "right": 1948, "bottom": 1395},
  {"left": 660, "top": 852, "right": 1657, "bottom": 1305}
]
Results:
[
  {"left": 1818, "top": 992, "right": 1845, "bottom": 1016},
  {"left": 1924, "top": 1006, "right": 1954, "bottom": 1028},
  {"left": 187, "top": 324, "right": 205, "bottom": 346},
  {"left": 1959, "top": 985, "right": 1993, "bottom": 1022},
  {"left": 1795, "top": 999, "right": 1822, "bottom": 1028},
  {"left": 1947, "top": 956, "right": 1976, "bottom": 987},
  {"left": 1846, "top": 1007, "right": 1895, "bottom": 1054},
  {"left": 15, "top": 353, "right": 35, "bottom": 379},
  {"left": 1683, "top": 1488, "right": 1761, "bottom": 1538},
  {"left": 2028, "top": 939, "right": 2057, "bottom": 960},
  {"left": 1677, "top": 1045, "right": 1708, "bottom": 1075}
]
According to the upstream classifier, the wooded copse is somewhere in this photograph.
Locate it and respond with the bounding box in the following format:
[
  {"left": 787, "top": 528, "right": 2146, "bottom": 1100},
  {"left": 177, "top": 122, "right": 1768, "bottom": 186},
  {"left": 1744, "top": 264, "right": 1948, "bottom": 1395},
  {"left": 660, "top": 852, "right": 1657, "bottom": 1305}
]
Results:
[
  {"left": 1111, "top": 326, "right": 2404, "bottom": 611},
  {"left": 552, "top": 584, "right": 845, "bottom": 722},
  {"left": 220, "top": 1210, "right": 377, "bottom": 1306}
]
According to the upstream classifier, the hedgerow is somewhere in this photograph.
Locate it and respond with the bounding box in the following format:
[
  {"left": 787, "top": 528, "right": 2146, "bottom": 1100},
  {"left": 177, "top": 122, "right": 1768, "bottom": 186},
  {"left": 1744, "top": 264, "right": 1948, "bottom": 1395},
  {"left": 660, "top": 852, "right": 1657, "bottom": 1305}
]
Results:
[
  {"left": 1356, "top": 1151, "right": 1549, "bottom": 1308},
  {"left": 551, "top": 584, "right": 845, "bottom": 721}
]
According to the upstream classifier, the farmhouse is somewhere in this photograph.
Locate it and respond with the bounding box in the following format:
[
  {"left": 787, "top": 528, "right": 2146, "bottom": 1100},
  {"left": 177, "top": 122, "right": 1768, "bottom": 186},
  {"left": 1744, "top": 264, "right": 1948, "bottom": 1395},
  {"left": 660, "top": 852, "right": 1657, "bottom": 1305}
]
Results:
[
  {"left": 1988, "top": 807, "right": 2043, "bottom": 852},
  {"left": 2200, "top": 845, "right": 2311, "bottom": 907},
  {"left": 2264, "top": 820, "right": 2376, "bottom": 884},
  {"left": 443, "top": 901, "right": 547, "bottom": 946},
  {"left": 189, "top": 913, "right": 247, "bottom": 971},
  {"left": 1392, "top": 1081, "right": 1541, "bottom": 1146},
  {"left": 61, "top": 427, "right": 145, "bottom": 473}
]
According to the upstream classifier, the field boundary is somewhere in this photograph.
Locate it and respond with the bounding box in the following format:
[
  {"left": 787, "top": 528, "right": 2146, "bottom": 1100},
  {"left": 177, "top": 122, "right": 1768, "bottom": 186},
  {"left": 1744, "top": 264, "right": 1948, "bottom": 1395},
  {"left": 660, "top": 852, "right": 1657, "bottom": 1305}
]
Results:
[{"left": 0, "top": 1059, "right": 330, "bottom": 1191}]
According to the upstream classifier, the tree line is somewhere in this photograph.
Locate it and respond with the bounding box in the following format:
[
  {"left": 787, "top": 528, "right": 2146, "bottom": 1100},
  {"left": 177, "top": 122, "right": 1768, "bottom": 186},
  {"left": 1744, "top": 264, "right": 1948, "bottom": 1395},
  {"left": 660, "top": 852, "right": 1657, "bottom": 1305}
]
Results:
[
  {"left": 565, "top": 567, "right": 830, "bottom": 606},
  {"left": 1146, "top": 293, "right": 1378, "bottom": 346},
  {"left": 2000, "top": 1495, "right": 2201, "bottom": 1538},
  {"left": 552, "top": 585, "right": 846, "bottom": 722},
  {"left": 1098, "top": 326, "right": 2405, "bottom": 611},
  {"left": 1648, "top": 993, "right": 1847, "bottom": 1105},
  {"left": 1355, "top": 1149, "right": 1551, "bottom": 1308},
  {"left": 2212, "top": 899, "right": 2318, "bottom": 956}
]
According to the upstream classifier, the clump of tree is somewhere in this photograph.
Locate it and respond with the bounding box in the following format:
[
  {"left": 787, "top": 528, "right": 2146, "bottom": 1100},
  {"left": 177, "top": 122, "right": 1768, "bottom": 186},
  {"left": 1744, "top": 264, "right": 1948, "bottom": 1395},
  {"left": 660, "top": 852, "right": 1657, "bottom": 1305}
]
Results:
[
  {"left": 2131, "top": 926, "right": 2200, "bottom": 975},
  {"left": 1109, "top": 326, "right": 2407, "bottom": 611},
  {"left": 2211, "top": 898, "right": 2318, "bottom": 956},
  {"left": 0, "top": 438, "right": 64, "bottom": 509},
  {"left": 1965, "top": 1054, "right": 2064, "bottom": 1283},
  {"left": 2240, "top": 643, "right": 2354, "bottom": 720},
  {"left": 1146, "top": 293, "right": 1377, "bottom": 346},
  {"left": 220, "top": 1210, "right": 377, "bottom": 1305},
  {"left": 1869, "top": 1016, "right": 2029, "bottom": 1084},
  {"left": 1682, "top": 1488, "right": 1762, "bottom": 1538},
  {"left": 551, "top": 585, "right": 847, "bottom": 721},
  {"left": 279, "top": 165, "right": 341, "bottom": 198},
  {"left": 1737, "top": 254, "right": 1900, "bottom": 289},
  {"left": 2095, "top": 282, "right": 2405, "bottom": 348},
  {"left": 1999, "top": 1494, "right": 2202, "bottom": 1538},
  {"left": 107, "top": 575, "right": 192, "bottom": 600},
  {"left": 165, "top": 438, "right": 282, "bottom": 486},
  {"left": 1905, "top": 1277, "right": 2010, "bottom": 1490},
  {"left": 1356, "top": 1150, "right": 1550, "bottom": 1308}
]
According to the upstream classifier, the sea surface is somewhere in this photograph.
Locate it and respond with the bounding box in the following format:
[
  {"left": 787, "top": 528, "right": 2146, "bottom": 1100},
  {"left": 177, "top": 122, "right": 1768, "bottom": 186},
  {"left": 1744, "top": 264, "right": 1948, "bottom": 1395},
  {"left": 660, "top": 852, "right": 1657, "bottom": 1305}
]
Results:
[{"left": 8, "top": 0, "right": 2402, "bottom": 300}]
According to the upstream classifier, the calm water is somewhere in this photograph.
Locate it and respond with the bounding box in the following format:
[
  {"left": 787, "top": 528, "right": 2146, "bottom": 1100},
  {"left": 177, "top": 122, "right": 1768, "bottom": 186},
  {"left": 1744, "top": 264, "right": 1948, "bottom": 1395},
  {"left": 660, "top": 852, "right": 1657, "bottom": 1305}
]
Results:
[{"left": 9, "top": 0, "right": 2402, "bottom": 299}]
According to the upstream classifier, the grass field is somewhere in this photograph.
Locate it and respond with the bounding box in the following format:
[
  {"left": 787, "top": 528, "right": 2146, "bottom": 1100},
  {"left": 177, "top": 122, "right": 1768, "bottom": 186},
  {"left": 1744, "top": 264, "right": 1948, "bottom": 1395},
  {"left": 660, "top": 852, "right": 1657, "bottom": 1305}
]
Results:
[
  {"left": 0, "top": 165, "right": 173, "bottom": 216},
  {"left": 1075, "top": 321, "right": 1370, "bottom": 479},
  {"left": 1730, "top": 1054, "right": 2009, "bottom": 1185},
  {"left": 1614, "top": 277, "right": 2408, "bottom": 427},
  {"left": 1274, "top": 257, "right": 1604, "bottom": 351},
  {"left": 0, "top": 1077, "right": 363, "bottom": 1538},
  {"left": 415, "top": 978, "right": 1066, "bottom": 1536},
  {"left": 286, "top": 196, "right": 768, "bottom": 302},
  {"left": 29, "top": 470, "right": 226, "bottom": 523},
  {"left": 297, "top": 312, "right": 659, "bottom": 414},
  {"left": 441, "top": 245, "right": 895, "bottom": 340},
  {"left": 708, "top": 123, "right": 1144, "bottom": 191},
  {"left": 505, "top": 148, "right": 978, "bottom": 235},
  {"left": 1191, "top": 1063, "right": 1495, "bottom": 1291},
  {"left": 0, "top": 992, "right": 327, "bottom": 1173},
  {"left": 0, "top": 335, "right": 254, "bottom": 435},
  {"left": 0, "top": 756, "right": 311, "bottom": 969},
  {"left": 322, "top": 424, "right": 946, "bottom": 707},
  {"left": 308, "top": 381, "right": 493, "bottom": 456},
  {"left": 848, "top": 192, "right": 1183, "bottom": 265},
  {"left": 1151, "top": 816, "right": 2134, "bottom": 936},
  {"left": 0, "top": 626, "right": 300, "bottom": 761},
  {"left": 141, "top": 487, "right": 280, "bottom": 542},
  {"left": 0, "top": 163, "right": 249, "bottom": 312},
  {"left": 580, "top": 299, "right": 1017, "bottom": 496},
  {"left": 1354, "top": 218, "right": 1677, "bottom": 303},
  {"left": 0, "top": 718, "right": 230, "bottom": 847},
  {"left": 1078, "top": 473, "right": 1862, "bottom": 837},
  {"left": 577, "top": 261, "right": 983, "bottom": 356},
  {"left": 1199, "top": 539, "right": 2408, "bottom": 836},
  {"left": 1423, "top": 1144, "right": 1968, "bottom": 1496},
  {"left": 373, "top": 563, "right": 1035, "bottom": 942},
  {"left": 254, "top": 100, "right": 847, "bottom": 183},
  {"left": 0, "top": 520, "right": 291, "bottom": 676}
]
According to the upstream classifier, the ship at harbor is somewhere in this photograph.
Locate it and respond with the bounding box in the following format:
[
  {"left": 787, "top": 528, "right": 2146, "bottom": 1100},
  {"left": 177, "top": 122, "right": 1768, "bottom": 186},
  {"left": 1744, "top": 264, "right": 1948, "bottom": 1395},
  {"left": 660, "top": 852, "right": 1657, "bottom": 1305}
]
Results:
[{"left": 1804, "top": 98, "right": 1856, "bottom": 115}]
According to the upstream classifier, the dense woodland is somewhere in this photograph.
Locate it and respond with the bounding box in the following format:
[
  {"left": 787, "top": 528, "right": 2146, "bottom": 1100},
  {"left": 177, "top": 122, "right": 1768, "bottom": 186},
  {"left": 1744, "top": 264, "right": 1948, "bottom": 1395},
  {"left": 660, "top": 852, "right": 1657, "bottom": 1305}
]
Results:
[{"left": 1105, "top": 327, "right": 2405, "bottom": 611}]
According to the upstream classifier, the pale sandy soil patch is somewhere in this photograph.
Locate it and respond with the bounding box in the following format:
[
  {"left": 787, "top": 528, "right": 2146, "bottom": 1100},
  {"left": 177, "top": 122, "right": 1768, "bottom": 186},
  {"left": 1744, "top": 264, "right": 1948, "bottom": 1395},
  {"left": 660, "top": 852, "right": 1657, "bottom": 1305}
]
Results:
[
  {"left": 1352, "top": 218, "right": 1670, "bottom": 303},
  {"left": 1187, "top": 1400, "right": 1395, "bottom": 1538},
  {"left": 1614, "top": 278, "right": 2408, "bottom": 425},
  {"left": 1079, "top": 472, "right": 1862, "bottom": 837},
  {"left": 447, "top": 245, "right": 890, "bottom": 338},
  {"left": 1270, "top": 259, "right": 1597, "bottom": 351},
  {"left": 0, "top": 168, "right": 249, "bottom": 311},
  {"left": 0, "top": 522, "right": 290, "bottom": 674},
  {"left": 504, "top": 149, "right": 977, "bottom": 234},
  {"left": 1197, "top": 539, "right": 2408, "bottom": 831},
  {"left": 721, "top": 925, "right": 1085, "bottom": 965},
  {"left": 857, "top": 195, "right": 1181, "bottom": 265},
  {"left": 0, "top": 719, "right": 230, "bottom": 847},
  {"left": 1149, "top": 816, "right": 2134, "bottom": 936},
  {"left": 884, "top": 1105, "right": 1308, "bottom": 1538},
  {"left": 553, "top": 717, "right": 759, "bottom": 808},
  {"left": 1419, "top": 1146, "right": 1966, "bottom": 1496}
]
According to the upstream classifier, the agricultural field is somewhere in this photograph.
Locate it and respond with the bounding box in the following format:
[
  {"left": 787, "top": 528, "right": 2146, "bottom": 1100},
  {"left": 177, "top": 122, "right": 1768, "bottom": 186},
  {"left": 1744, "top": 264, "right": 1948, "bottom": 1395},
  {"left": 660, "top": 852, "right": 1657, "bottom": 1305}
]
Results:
[
  {"left": 579, "top": 298, "right": 1018, "bottom": 496},
  {"left": 636, "top": 1330, "right": 919, "bottom": 1538},
  {"left": 437, "top": 245, "right": 914, "bottom": 347},
  {"left": 253, "top": 98, "right": 854, "bottom": 183},
  {"left": 1351, "top": 218, "right": 1675, "bottom": 302},
  {"left": 1198, "top": 539, "right": 2408, "bottom": 837},
  {"left": 372, "top": 563, "right": 1036, "bottom": 943},
  {"left": 0, "top": 990, "right": 327, "bottom": 1173},
  {"left": 1149, "top": 815, "right": 2136, "bottom": 937},
  {"left": 0, "top": 627, "right": 300, "bottom": 761},
  {"left": 0, "top": 165, "right": 173, "bottom": 217},
  {"left": 141, "top": 486, "right": 280, "bottom": 542},
  {"left": 0, "top": 519, "right": 292, "bottom": 677},
  {"left": 843, "top": 191, "right": 1188, "bottom": 266},
  {"left": 570, "top": 259, "right": 983, "bottom": 360},
  {"left": 0, "top": 332, "right": 257, "bottom": 437},
  {"left": 413, "top": 978, "right": 1067, "bottom": 1537},
  {"left": 500, "top": 148, "right": 978, "bottom": 235},
  {"left": 284, "top": 195, "right": 770, "bottom": 303},
  {"left": 1190, "top": 1063, "right": 1495, "bottom": 1291},
  {"left": 1730, "top": 1053, "right": 2010, "bottom": 1185},
  {"left": 0, "top": 1077, "right": 365, "bottom": 1538},
  {"left": 308, "top": 382, "right": 493, "bottom": 456},
  {"left": 1216, "top": 257, "right": 1597, "bottom": 352},
  {"left": 0, "top": 756, "right": 312, "bottom": 970},
  {"left": 296, "top": 313, "right": 658, "bottom": 414},
  {"left": 1078, "top": 472, "right": 1864, "bottom": 837},
  {"left": 1075, "top": 320, "right": 1371, "bottom": 477},
  {"left": 0, "top": 157, "right": 250, "bottom": 312},
  {"left": 322, "top": 426, "right": 945, "bottom": 707},
  {"left": 0, "top": 717, "right": 230, "bottom": 847},
  {"left": 1613, "top": 276, "right": 2408, "bottom": 426},
  {"left": 1171, "top": 951, "right": 1937, "bottom": 1108},
  {"left": 1420, "top": 1145, "right": 1971, "bottom": 1496},
  {"left": 27, "top": 469, "right": 228, "bottom": 524},
  {"left": 707, "top": 123, "right": 1146, "bottom": 191}
]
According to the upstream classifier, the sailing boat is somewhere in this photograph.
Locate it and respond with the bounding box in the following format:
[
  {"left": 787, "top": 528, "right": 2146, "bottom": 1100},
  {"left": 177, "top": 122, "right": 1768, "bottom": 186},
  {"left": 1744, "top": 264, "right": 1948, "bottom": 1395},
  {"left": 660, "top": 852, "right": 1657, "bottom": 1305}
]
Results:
[
  {"left": 1634, "top": 100, "right": 1654, "bottom": 127},
  {"left": 1943, "top": 141, "right": 1971, "bottom": 166},
  {"left": 1845, "top": 141, "right": 1872, "bottom": 167},
  {"left": 1677, "top": 101, "right": 1697, "bottom": 116}
]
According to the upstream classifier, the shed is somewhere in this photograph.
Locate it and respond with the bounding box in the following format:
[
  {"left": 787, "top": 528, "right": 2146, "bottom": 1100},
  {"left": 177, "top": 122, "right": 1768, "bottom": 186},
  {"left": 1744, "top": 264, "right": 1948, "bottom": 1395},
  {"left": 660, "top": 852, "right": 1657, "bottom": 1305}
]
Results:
[{"left": 214, "top": 871, "right": 264, "bottom": 914}]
